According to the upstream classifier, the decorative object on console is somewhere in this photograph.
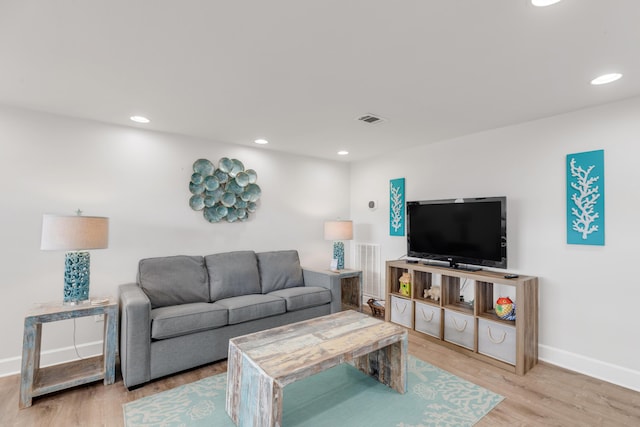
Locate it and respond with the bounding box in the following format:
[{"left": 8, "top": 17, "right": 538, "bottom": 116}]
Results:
[
  {"left": 389, "top": 178, "right": 405, "bottom": 236},
  {"left": 424, "top": 285, "right": 441, "bottom": 301},
  {"left": 324, "top": 220, "right": 353, "bottom": 270},
  {"left": 189, "top": 158, "right": 261, "bottom": 223},
  {"left": 566, "top": 149, "right": 604, "bottom": 246},
  {"left": 399, "top": 272, "right": 411, "bottom": 297},
  {"left": 40, "top": 212, "right": 109, "bottom": 304},
  {"left": 495, "top": 296, "right": 516, "bottom": 320}
]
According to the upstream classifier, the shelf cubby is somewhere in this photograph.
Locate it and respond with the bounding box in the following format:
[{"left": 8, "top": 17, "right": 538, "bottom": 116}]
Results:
[
  {"left": 412, "top": 270, "right": 433, "bottom": 301},
  {"left": 476, "top": 281, "right": 516, "bottom": 325},
  {"left": 388, "top": 266, "right": 409, "bottom": 296}
]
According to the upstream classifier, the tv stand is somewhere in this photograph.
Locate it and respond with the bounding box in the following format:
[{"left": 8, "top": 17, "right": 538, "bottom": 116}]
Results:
[{"left": 386, "top": 260, "right": 538, "bottom": 375}]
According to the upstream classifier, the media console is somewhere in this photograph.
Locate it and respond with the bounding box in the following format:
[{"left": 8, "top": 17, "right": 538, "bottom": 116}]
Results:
[{"left": 385, "top": 260, "right": 538, "bottom": 375}]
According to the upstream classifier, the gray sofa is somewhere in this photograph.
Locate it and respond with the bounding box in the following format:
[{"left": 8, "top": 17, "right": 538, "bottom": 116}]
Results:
[{"left": 118, "top": 249, "right": 341, "bottom": 388}]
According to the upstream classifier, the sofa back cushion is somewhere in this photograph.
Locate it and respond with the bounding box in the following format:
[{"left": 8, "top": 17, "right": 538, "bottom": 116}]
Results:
[
  {"left": 138, "top": 255, "right": 209, "bottom": 309},
  {"left": 205, "top": 251, "right": 261, "bottom": 301},
  {"left": 257, "top": 250, "right": 304, "bottom": 293}
]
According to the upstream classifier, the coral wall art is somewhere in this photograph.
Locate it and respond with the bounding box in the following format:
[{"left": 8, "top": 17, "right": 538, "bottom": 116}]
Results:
[
  {"left": 390, "top": 178, "right": 405, "bottom": 236},
  {"left": 189, "top": 158, "right": 261, "bottom": 223},
  {"left": 566, "top": 149, "right": 604, "bottom": 245}
]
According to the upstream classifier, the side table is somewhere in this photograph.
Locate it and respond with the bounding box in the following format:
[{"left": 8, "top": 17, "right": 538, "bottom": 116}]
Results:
[
  {"left": 321, "top": 269, "right": 363, "bottom": 311},
  {"left": 19, "top": 299, "right": 118, "bottom": 408}
]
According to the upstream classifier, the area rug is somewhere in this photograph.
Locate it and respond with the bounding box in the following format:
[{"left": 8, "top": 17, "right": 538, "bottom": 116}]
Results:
[{"left": 123, "top": 356, "right": 503, "bottom": 427}]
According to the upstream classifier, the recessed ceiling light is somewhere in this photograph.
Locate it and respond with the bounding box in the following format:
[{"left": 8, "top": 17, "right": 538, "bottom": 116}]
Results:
[
  {"left": 590, "top": 73, "right": 623, "bottom": 85},
  {"left": 531, "top": 0, "right": 562, "bottom": 6},
  {"left": 254, "top": 139, "right": 269, "bottom": 145},
  {"left": 130, "top": 115, "right": 150, "bottom": 124},
  {"left": 337, "top": 150, "right": 349, "bottom": 156}
]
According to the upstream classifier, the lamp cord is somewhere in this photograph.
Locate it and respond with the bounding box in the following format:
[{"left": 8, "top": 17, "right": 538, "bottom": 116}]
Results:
[{"left": 72, "top": 318, "right": 84, "bottom": 360}]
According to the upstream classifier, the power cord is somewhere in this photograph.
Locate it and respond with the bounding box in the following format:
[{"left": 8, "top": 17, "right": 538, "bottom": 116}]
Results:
[
  {"left": 72, "top": 318, "right": 84, "bottom": 360},
  {"left": 460, "top": 277, "right": 469, "bottom": 292}
]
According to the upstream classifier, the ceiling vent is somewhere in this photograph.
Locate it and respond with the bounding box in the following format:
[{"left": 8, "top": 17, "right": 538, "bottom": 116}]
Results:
[{"left": 357, "top": 114, "right": 385, "bottom": 125}]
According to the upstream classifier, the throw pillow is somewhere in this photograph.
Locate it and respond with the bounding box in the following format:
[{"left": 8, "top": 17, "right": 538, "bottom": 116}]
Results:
[
  {"left": 257, "top": 250, "right": 304, "bottom": 293},
  {"left": 138, "top": 255, "right": 209, "bottom": 309},
  {"left": 205, "top": 251, "right": 261, "bottom": 301}
]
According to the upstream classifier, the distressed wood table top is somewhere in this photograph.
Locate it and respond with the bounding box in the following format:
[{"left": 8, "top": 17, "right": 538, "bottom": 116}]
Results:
[
  {"left": 26, "top": 298, "right": 117, "bottom": 318},
  {"left": 230, "top": 310, "right": 406, "bottom": 387}
]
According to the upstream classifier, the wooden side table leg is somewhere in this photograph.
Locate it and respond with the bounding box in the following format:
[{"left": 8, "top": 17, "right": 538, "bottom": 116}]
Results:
[
  {"left": 19, "top": 318, "right": 40, "bottom": 409},
  {"left": 103, "top": 306, "right": 117, "bottom": 385},
  {"left": 357, "top": 271, "right": 363, "bottom": 312}
]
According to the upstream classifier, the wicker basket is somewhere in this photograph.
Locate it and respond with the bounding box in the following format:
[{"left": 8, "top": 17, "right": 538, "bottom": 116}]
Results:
[{"left": 367, "top": 298, "right": 385, "bottom": 318}]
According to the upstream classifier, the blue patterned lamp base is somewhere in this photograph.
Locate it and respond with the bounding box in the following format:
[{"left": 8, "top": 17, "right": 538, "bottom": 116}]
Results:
[
  {"left": 64, "top": 251, "right": 90, "bottom": 304},
  {"left": 333, "top": 241, "right": 345, "bottom": 270}
]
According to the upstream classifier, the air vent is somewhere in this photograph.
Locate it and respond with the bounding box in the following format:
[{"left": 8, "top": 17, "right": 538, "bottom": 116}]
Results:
[{"left": 357, "top": 114, "right": 385, "bottom": 125}]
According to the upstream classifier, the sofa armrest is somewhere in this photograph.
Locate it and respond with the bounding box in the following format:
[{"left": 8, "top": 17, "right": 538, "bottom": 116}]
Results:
[
  {"left": 302, "top": 268, "right": 342, "bottom": 313},
  {"left": 118, "top": 283, "right": 152, "bottom": 389}
]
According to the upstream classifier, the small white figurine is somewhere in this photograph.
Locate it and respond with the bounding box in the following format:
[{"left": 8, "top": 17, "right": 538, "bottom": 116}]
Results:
[{"left": 424, "top": 286, "right": 441, "bottom": 301}]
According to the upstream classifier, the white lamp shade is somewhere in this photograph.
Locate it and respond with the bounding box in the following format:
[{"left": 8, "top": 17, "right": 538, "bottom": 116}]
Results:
[
  {"left": 41, "top": 214, "right": 109, "bottom": 251},
  {"left": 324, "top": 220, "right": 353, "bottom": 241}
]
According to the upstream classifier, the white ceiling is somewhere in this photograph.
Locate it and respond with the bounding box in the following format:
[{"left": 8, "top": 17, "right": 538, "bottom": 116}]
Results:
[{"left": 1, "top": 1, "right": 639, "bottom": 162}]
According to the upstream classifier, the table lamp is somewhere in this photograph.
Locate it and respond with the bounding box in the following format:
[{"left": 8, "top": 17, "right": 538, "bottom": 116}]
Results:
[
  {"left": 324, "top": 220, "right": 353, "bottom": 270},
  {"left": 40, "top": 212, "right": 109, "bottom": 304}
]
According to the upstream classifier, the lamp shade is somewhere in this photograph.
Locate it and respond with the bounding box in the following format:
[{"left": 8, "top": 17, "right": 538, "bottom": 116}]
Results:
[
  {"left": 41, "top": 214, "right": 109, "bottom": 251},
  {"left": 324, "top": 220, "right": 353, "bottom": 241}
]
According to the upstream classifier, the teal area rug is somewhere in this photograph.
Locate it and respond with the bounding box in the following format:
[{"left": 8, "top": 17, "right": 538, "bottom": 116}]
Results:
[{"left": 123, "top": 356, "right": 503, "bottom": 427}]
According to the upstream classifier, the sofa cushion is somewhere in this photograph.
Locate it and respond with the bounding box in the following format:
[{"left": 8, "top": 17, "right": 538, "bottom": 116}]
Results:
[
  {"left": 205, "top": 251, "right": 261, "bottom": 301},
  {"left": 150, "top": 302, "right": 228, "bottom": 340},
  {"left": 268, "top": 286, "right": 331, "bottom": 312},
  {"left": 257, "top": 250, "right": 304, "bottom": 293},
  {"left": 138, "top": 255, "right": 209, "bottom": 309},
  {"left": 215, "top": 294, "right": 286, "bottom": 324}
]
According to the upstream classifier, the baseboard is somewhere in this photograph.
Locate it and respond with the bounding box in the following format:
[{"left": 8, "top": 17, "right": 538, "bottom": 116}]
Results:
[
  {"left": 539, "top": 344, "right": 640, "bottom": 392},
  {"left": 0, "top": 340, "right": 103, "bottom": 378}
]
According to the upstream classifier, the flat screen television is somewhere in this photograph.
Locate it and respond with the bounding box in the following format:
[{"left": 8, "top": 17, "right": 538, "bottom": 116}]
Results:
[{"left": 406, "top": 196, "right": 507, "bottom": 270}]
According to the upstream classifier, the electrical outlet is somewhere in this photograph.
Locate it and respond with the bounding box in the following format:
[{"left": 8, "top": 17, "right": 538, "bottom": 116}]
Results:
[{"left": 94, "top": 315, "right": 104, "bottom": 322}]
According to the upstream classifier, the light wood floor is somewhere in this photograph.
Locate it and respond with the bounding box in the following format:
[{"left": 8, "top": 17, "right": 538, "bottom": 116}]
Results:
[{"left": 2, "top": 329, "right": 639, "bottom": 426}]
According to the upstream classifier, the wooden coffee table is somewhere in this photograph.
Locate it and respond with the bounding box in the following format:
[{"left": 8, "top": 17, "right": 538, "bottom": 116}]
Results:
[{"left": 225, "top": 310, "right": 407, "bottom": 427}]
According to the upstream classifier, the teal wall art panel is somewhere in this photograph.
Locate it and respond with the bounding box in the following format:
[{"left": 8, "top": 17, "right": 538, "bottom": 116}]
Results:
[
  {"left": 566, "top": 149, "right": 604, "bottom": 245},
  {"left": 390, "top": 178, "right": 405, "bottom": 236}
]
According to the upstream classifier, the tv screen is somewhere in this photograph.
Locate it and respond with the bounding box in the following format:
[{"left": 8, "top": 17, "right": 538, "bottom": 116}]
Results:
[{"left": 406, "top": 197, "right": 507, "bottom": 269}]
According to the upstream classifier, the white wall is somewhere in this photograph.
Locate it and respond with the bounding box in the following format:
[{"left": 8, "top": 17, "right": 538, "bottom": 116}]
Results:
[
  {"left": 350, "top": 96, "right": 640, "bottom": 391},
  {"left": 0, "top": 106, "right": 350, "bottom": 375}
]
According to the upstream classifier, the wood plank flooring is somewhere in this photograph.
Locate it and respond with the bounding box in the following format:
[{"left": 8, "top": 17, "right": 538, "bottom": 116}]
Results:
[{"left": 1, "top": 327, "right": 639, "bottom": 426}]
